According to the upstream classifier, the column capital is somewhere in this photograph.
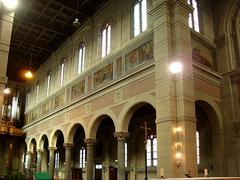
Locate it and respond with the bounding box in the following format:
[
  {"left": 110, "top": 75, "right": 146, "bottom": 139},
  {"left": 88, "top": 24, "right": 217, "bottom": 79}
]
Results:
[
  {"left": 26, "top": 151, "right": 32, "bottom": 155},
  {"left": 64, "top": 143, "right": 73, "bottom": 150},
  {"left": 37, "top": 149, "right": 43, "bottom": 153},
  {"left": 114, "top": 132, "right": 129, "bottom": 141},
  {"left": 48, "top": 147, "right": 56, "bottom": 151},
  {"left": 84, "top": 138, "right": 96, "bottom": 145}
]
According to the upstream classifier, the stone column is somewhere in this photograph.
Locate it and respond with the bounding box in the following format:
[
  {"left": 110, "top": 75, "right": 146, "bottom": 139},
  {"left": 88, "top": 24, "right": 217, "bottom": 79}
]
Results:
[
  {"left": 84, "top": 139, "right": 96, "bottom": 180},
  {"left": 64, "top": 143, "right": 73, "bottom": 180},
  {"left": 26, "top": 151, "right": 32, "bottom": 172},
  {"left": 48, "top": 147, "right": 55, "bottom": 179},
  {"left": 114, "top": 132, "right": 128, "bottom": 180},
  {"left": 149, "top": 0, "right": 196, "bottom": 177},
  {"left": 0, "top": 10, "right": 14, "bottom": 122},
  {"left": 37, "top": 149, "right": 42, "bottom": 172}
]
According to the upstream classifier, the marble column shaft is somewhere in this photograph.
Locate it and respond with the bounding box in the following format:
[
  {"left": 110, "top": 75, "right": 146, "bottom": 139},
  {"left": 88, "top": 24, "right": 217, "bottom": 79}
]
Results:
[
  {"left": 37, "top": 149, "right": 42, "bottom": 172},
  {"left": 114, "top": 132, "right": 129, "bottom": 180},
  {"left": 84, "top": 139, "right": 96, "bottom": 180},
  {"left": 48, "top": 147, "right": 55, "bottom": 179},
  {"left": 64, "top": 143, "right": 73, "bottom": 180}
]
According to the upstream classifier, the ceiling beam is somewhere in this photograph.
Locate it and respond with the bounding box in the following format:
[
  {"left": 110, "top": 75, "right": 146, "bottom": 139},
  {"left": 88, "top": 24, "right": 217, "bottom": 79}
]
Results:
[{"left": 15, "top": 15, "right": 66, "bottom": 37}]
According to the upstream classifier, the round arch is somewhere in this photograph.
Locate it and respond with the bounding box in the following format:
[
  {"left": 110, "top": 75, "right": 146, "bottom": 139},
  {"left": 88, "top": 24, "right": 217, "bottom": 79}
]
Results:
[
  {"left": 195, "top": 96, "right": 223, "bottom": 131},
  {"left": 27, "top": 138, "right": 37, "bottom": 152},
  {"left": 65, "top": 122, "right": 86, "bottom": 143},
  {"left": 37, "top": 134, "right": 49, "bottom": 150},
  {"left": 118, "top": 95, "right": 156, "bottom": 132},
  {"left": 87, "top": 108, "right": 117, "bottom": 139},
  {"left": 49, "top": 128, "right": 65, "bottom": 147}
]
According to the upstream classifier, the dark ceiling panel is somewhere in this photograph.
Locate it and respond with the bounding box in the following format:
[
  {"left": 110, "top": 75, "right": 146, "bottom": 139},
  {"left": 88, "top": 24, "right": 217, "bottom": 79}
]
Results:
[{"left": 7, "top": 0, "right": 109, "bottom": 82}]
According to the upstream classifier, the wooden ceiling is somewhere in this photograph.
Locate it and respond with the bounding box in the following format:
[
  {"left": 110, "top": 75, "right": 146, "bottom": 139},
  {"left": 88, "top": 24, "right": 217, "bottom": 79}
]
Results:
[{"left": 7, "top": 0, "right": 108, "bottom": 82}]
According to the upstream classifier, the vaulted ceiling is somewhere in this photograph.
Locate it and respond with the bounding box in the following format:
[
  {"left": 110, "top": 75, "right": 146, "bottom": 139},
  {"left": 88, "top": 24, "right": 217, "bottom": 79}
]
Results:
[{"left": 7, "top": 0, "right": 108, "bottom": 82}]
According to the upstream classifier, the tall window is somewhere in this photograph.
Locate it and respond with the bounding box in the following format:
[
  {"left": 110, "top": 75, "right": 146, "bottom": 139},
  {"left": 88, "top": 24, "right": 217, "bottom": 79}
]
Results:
[
  {"left": 95, "top": 164, "right": 102, "bottom": 169},
  {"left": 101, "top": 23, "right": 111, "bottom": 58},
  {"left": 196, "top": 131, "right": 200, "bottom": 164},
  {"left": 60, "top": 60, "right": 66, "bottom": 86},
  {"left": 55, "top": 151, "right": 60, "bottom": 169},
  {"left": 146, "top": 134, "right": 157, "bottom": 167},
  {"left": 125, "top": 143, "right": 128, "bottom": 167},
  {"left": 26, "top": 93, "right": 31, "bottom": 109},
  {"left": 35, "top": 83, "right": 40, "bottom": 103},
  {"left": 79, "top": 148, "right": 86, "bottom": 168},
  {"left": 78, "top": 43, "right": 85, "bottom": 74},
  {"left": 188, "top": 0, "right": 200, "bottom": 32},
  {"left": 133, "top": 0, "right": 147, "bottom": 37},
  {"left": 46, "top": 72, "right": 51, "bottom": 96}
]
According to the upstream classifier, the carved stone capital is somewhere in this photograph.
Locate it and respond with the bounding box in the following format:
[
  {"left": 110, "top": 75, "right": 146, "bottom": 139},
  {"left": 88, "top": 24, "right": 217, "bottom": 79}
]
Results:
[
  {"left": 64, "top": 143, "right": 73, "bottom": 150},
  {"left": 48, "top": 147, "right": 56, "bottom": 151},
  {"left": 84, "top": 138, "right": 96, "bottom": 145},
  {"left": 37, "top": 149, "right": 43, "bottom": 153},
  {"left": 114, "top": 132, "right": 129, "bottom": 141}
]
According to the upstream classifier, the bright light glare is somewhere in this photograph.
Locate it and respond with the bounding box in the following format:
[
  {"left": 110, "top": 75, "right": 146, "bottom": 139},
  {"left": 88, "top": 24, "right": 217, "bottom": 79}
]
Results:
[
  {"left": 169, "top": 61, "right": 183, "bottom": 74},
  {"left": 3, "top": 88, "right": 10, "bottom": 94},
  {"left": 25, "top": 70, "right": 33, "bottom": 79},
  {"left": 2, "top": 0, "right": 18, "bottom": 10},
  {"left": 176, "top": 152, "right": 182, "bottom": 159}
]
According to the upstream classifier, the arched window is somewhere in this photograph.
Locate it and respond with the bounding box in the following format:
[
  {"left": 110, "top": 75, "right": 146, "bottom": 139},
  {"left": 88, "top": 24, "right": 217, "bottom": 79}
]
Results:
[
  {"left": 35, "top": 82, "right": 40, "bottom": 103},
  {"left": 146, "top": 134, "right": 157, "bottom": 167},
  {"left": 196, "top": 131, "right": 200, "bottom": 164},
  {"left": 101, "top": 23, "right": 111, "bottom": 58},
  {"left": 78, "top": 43, "right": 85, "bottom": 74},
  {"left": 133, "top": 0, "right": 147, "bottom": 37},
  {"left": 125, "top": 143, "right": 128, "bottom": 167},
  {"left": 46, "top": 72, "right": 51, "bottom": 96},
  {"left": 55, "top": 151, "right": 60, "bottom": 169},
  {"left": 79, "top": 147, "right": 86, "bottom": 168},
  {"left": 60, "top": 59, "right": 66, "bottom": 86},
  {"left": 188, "top": 0, "right": 200, "bottom": 32}
]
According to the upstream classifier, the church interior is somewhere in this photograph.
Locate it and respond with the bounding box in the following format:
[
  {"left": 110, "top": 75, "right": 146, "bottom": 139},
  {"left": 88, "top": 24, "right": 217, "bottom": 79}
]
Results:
[{"left": 0, "top": 0, "right": 240, "bottom": 179}]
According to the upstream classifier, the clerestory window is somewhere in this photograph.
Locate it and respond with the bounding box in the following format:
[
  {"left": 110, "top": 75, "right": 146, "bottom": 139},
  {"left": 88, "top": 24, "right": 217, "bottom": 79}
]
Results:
[
  {"left": 188, "top": 0, "right": 200, "bottom": 32},
  {"left": 101, "top": 23, "right": 111, "bottom": 58},
  {"left": 133, "top": 0, "right": 147, "bottom": 37},
  {"left": 78, "top": 43, "right": 85, "bottom": 74}
]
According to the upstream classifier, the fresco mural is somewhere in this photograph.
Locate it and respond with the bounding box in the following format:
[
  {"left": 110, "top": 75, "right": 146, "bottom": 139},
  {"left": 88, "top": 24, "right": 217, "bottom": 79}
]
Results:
[
  {"left": 71, "top": 80, "right": 85, "bottom": 100},
  {"left": 125, "top": 40, "right": 153, "bottom": 71},
  {"left": 116, "top": 57, "right": 122, "bottom": 77},
  {"left": 54, "top": 92, "right": 65, "bottom": 109},
  {"left": 94, "top": 63, "right": 113, "bottom": 88},
  {"left": 42, "top": 101, "right": 51, "bottom": 115}
]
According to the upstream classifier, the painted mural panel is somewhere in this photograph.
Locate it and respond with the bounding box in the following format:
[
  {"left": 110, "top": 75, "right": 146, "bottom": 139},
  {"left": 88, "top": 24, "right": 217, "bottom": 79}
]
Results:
[
  {"left": 42, "top": 100, "right": 51, "bottom": 115},
  {"left": 139, "top": 40, "right": 153, "bottom": 62},
  {"left": 94, "top": 63, "right": 113, "bottom": 88},
  {"left": 125, "top": 40, "right": 153, "bottom": 71},
  {"left": 71, "top": 79, "right": 85, "bottom": 100},
  {"left": 116, "top": 57, "right": 122, "bottom": 77},
  {"left": 54, "top": 92, "right": 65, "bottom": 109},
  {"left": 32, "top": 109, "right": 38, "bottom": 121}
]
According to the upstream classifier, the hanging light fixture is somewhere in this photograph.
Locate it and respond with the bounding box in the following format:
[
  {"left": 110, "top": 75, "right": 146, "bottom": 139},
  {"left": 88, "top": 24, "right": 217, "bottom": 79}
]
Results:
[
  {"left": 73, "top": 0, "right": 80, "bottom": 27},
  {"left": 25, "top": 46, "right": 33, "bottom": 79}
]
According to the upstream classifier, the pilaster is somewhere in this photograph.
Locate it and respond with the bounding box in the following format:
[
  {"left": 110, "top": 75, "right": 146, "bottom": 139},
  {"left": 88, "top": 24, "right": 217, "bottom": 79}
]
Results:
[{"left": 149, "top": 0, "right": 196, "bottom": 177}]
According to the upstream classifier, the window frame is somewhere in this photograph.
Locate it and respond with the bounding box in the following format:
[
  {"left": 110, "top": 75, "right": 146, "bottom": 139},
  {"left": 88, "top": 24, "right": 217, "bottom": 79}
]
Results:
[
  {"left": 79, "top": 147, "right": 86, "bottom": 168},
  {"left": 101, "top": 22, "right": 111, "bottom": 58},
  {"left": 46, "top": 72, "right": 51, "bottom": 96},
  {"left": 146, "top": 134, "right": 157, "bottom": 167},
  {"left": 60, "top": 59, "right": 66, "bottom": 86},
  {"left": 132, "top": 0, "right": 148, "bottom": 37},
  {"left": 188, "top": 0, "right": 201, "bottom": 33},
  {"left": 78, "top": 43, "right": 85, "bottom": 74}
]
